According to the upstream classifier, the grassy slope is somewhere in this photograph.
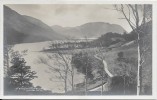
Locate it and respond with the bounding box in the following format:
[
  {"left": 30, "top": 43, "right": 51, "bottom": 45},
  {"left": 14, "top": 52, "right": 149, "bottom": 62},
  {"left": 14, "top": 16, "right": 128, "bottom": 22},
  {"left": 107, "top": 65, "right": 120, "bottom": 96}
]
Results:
[
  {"left": 100, "top": 34, "right": 152, "bottom": 94},
  {"left": 103, "top": 41, "right": 138, "bottom": 75}
]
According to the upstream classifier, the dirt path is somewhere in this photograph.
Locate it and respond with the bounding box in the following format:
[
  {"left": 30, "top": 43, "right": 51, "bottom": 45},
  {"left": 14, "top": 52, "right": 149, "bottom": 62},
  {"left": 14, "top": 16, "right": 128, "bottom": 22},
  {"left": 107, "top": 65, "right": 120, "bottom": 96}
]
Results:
[
  {"left": 94, "top": 55, "right": 113, "bottom": 77},
  {"left": 89, "top": 55, "right": 114, "bottom": 91}
]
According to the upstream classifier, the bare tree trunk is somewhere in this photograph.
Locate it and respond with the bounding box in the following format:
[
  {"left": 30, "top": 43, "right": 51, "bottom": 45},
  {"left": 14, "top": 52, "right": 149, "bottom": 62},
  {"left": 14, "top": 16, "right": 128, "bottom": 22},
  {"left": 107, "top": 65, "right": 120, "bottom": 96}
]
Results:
[
  {"left": 115, "top": 4, "right": 143, "bottom": 95},
  {"left": 6, "top": 46, "right": 9, "bottom": 75},
  {"left": 137, "top": 31, "right": 142, "bottom": 95},
  {"left": 101, "top": 74, "right": 103, "bottom": 95},
  {"left": 71, "top": 65, "right": 74, "bottom": 91},
  {"left": 72, "top": 74, "right": 74, "bottom": 91},
  {"left": 124, "top": 65, "right": 126, "bottom": 95},
  {"left": 114, "top": 4, "right": 152, "bottom": 95},
  {"left": 65, "top": 68, "right": 68, "bottom": 93},
  {"left": 85, "top": 67, "right": 88, "bottom": 95},
  {"left": 124, "top": 75, "right": 126, "bottom": 95},
  {"left": 143, "top": 5, "right": 146, "bottom": 25},
  {"left": 64, "top": 80, "right": 67, "bottom": 93},
  {"left": 137, "top": 36, "right": 144, "bottom": 95},
  {"left": 137, "top": 42, "right": 140, "bottom": 95}
]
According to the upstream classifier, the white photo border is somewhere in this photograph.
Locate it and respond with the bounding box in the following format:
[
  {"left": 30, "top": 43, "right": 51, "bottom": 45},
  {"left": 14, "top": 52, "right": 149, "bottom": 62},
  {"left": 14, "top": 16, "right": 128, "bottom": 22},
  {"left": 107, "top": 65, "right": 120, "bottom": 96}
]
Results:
[{"left": 0, "top": 0, "right": 157, "bottom": 99}]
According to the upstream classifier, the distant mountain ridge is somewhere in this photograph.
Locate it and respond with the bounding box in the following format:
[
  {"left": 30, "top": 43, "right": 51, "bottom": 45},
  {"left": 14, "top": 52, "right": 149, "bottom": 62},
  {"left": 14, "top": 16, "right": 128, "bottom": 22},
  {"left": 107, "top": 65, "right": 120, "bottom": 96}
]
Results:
[
  {"left": 51, "top": 22, "right": 127, "bottom": 38},
  {"left": 4, "top": 6, "right": 64, "bottom": 44},
  {"left": 4, "top": 6, "right": 127, "bottom": 45}
]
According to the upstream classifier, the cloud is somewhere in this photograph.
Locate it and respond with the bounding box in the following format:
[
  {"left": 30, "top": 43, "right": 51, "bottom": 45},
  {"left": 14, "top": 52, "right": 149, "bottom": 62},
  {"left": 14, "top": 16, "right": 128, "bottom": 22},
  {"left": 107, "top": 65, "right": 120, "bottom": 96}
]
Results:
[{"left": 54, "top": 5, "right": 83, "bottom": 15}]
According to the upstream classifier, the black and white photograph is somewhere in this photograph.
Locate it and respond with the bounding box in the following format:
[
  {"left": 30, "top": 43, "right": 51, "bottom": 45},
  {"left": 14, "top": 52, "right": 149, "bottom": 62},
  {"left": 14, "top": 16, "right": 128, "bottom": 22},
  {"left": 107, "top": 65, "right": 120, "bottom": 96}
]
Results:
[{"left": 3, "top": 4, "right": 152, "bottom": 96}]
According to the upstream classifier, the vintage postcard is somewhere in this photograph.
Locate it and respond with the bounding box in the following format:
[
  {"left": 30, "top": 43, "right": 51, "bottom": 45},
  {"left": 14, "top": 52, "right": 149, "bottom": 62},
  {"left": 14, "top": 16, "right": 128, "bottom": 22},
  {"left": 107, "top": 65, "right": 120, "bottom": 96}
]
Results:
[{"left": 0, "top": 0, "right": 157, "bottom": 99}]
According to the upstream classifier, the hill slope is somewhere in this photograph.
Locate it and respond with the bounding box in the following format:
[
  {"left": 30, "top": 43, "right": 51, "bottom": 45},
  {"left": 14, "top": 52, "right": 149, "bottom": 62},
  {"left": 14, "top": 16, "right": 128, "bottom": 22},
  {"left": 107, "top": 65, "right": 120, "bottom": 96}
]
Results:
[
  {"left": 102, "top": 21, "right": 152, "bottom": 95},
  {"left": 4, "top": 6, "right": 64, "bottom": 44},
  {"left": 52, "top": 22, "right": 127, "bottom": 38}
]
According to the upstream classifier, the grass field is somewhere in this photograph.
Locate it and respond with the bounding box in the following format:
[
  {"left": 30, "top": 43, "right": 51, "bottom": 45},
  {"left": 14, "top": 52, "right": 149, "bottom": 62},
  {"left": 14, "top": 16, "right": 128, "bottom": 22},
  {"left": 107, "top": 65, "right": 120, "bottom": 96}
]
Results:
[{"left": 98, "top": 35, "right": 152, "bottom": 94}]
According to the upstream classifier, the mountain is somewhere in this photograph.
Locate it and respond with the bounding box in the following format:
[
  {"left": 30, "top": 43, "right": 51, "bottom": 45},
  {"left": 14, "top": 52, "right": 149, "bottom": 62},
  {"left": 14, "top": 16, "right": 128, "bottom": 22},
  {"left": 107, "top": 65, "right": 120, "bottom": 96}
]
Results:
[
  {"left": 51, "top": 22, "right": 127, "bottom": 38},
  {"left": 4, "top": 6, "right": 64, "bottom": 45}
]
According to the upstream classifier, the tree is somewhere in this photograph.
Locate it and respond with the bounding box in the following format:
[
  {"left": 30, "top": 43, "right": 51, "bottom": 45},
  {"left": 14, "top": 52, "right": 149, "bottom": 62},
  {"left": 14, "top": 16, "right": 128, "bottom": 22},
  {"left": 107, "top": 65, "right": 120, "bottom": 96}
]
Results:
[
  {"left": 114, "top": 4, "right": 152, "bottom": 95},
  {"left": 7, "top": 51, "right": 37, "bottom": 90},
  {"left": 71, "top": 52, "right": 91, "bottom": 94},
  {"left": 38, "top": 42, "right": 75, "bottom": 93},
  {"left": 115, "top": 52, "right": 137, "bottom": 94},
  {"left": 97, "top": 61, "right": 106, "bottom": 95},
  {"left": 4, "top": 45, "right": 13, "bottom": 77},
  {"left": 71, "top": 52, "right": 105, "bottom": 94},
  {"left": 91, "top": 32, "right": 123, "bottom": 47}
]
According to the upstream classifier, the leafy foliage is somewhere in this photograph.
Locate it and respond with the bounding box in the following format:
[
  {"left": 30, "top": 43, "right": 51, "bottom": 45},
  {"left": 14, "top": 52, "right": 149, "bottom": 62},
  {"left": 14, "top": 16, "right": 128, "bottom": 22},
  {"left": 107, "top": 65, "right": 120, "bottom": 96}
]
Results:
[
  {"left": 122, "top": 31, "right": 137, "bottom": 42},
  {"left": 7, "top": 51, "right": 37, "bottom": 89},
  {"left": 91, "top": 32, "right": 124, "bottom": 47},
  {"left": 71, "top": 52, "right": 105, "bottom": 80},
  {"left": 72, "top": 52, "right": 94, "bottom": 79},
  {"left": 110, "top": 51, "right": 137, "bottom": 94},
  {"left": 115, "top": 52, "right": 137, "bottom": 81}
]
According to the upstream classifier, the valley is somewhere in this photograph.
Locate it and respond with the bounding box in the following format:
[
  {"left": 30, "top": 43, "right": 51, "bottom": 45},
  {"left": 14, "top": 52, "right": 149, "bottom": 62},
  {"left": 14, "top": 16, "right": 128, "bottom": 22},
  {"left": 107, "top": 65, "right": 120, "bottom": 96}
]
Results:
[{"left": 3, "top": 4, "right": 152, "bottom": 95}]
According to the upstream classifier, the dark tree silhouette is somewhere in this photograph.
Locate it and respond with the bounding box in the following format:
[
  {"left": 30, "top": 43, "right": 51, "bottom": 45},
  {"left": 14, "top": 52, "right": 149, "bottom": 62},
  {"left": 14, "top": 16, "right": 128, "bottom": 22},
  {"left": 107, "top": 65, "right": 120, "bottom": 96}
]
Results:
[
  {"left": 7, "top": 51, "right": 37, "bottom": 90},
  {"left": 113, "top": 51, "right": 137, "bottom": 94},
  {"left": 91, "top": 32, "right": 124, "bottom": 47},
  {"left": 72, "top": 52, "right": 94, "bottom": 80}
]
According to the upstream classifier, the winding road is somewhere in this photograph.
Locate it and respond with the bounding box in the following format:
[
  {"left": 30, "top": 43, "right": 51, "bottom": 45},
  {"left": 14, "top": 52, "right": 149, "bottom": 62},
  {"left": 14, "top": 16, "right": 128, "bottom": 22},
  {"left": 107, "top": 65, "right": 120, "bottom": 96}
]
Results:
[
  {"left": 89, "top": 54, "right": 114, "bottom": 91},
  {"left": 94, "top": 55, "right": 113, "bottom": 77}
]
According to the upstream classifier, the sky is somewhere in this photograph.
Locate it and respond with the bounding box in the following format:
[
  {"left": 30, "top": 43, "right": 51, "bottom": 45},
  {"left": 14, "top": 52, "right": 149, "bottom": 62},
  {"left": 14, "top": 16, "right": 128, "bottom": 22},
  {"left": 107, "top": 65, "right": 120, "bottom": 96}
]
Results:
[{"left": 6, "top": 4, "right": 135, "bottom": 32}]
